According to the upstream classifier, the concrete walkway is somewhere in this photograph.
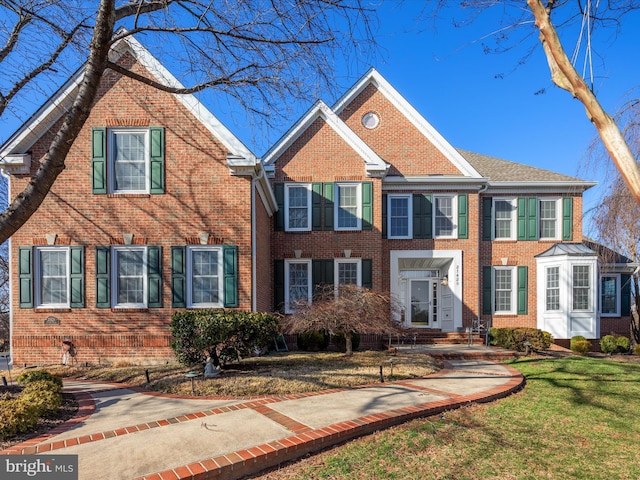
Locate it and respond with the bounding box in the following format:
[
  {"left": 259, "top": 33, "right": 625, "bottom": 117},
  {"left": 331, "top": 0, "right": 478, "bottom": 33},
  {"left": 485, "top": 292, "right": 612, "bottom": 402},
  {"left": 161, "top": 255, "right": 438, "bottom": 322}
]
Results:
[{"left": 1, "top": 348, "right": 525, "bottom": 480}]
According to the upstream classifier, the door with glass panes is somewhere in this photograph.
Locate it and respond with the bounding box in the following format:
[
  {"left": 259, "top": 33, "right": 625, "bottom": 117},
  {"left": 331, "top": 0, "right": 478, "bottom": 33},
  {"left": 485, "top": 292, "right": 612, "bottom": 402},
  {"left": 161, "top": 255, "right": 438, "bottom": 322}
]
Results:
[{"left": 408, "top": 279, "right": 438, "bottom": 327}]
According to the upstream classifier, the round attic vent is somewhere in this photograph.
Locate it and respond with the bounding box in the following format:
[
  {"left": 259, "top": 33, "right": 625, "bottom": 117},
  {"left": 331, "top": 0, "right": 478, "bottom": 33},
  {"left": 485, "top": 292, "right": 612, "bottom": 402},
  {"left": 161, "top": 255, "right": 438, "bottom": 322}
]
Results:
[{"left": 361, "top": 111, "right": 380, "bottom": 129}]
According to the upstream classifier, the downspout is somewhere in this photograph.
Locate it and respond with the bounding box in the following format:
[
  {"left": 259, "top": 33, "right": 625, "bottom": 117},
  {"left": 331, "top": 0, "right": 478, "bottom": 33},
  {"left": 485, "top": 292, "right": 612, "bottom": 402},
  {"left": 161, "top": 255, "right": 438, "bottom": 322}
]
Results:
[
  {"left": 477, "top": 182, "right": 489, "bottom": 335},
  {"left": 1, "top": 169, "right": 13, "bottom": 366},
  {"left": 251, "top": 169, "right": 258, "bottom": 312}
]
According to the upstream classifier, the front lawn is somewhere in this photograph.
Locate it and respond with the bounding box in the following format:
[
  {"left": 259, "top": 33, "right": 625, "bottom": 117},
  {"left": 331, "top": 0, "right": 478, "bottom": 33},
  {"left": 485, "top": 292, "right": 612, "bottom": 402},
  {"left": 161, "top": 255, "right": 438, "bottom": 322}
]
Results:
[{"left": 252, "top": 356, "right": 640, "bottom": 479}]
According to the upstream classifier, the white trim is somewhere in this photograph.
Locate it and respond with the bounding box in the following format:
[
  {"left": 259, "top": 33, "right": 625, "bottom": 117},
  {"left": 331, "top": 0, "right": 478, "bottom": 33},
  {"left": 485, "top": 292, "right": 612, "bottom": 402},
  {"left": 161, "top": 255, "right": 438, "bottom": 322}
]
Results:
[
  {"left": 334, "top": 183, "right": 362, "bottom": 231},
  {"left": 108, "top": 128, "right": 150, "bottom": 194},
  {"left": 334, "top": 258, "right": 362, "bottom": 287},
  {"left": 112, "top": 246, "right": 148, "bottom": 309},
  {"left": 332, "top": 68, "right": 482, "bottom": 179},
  {"left": 433, "top": 194, "right": 457, "bottom": 239},
  {"left": 538, "top": 197, "right": 562, "bottom": 241},
  {"left": 284, "top": 259, "right": 312, "bottom": 314},
  {"left": 600, "top": 273, "right": 621, "bottom": 317},
  {"left": 34, "top": 246, "right": 71, "bottom": 308},
  {"left": 493, "top": 266, "right": 517, "bottom": 315},
  {"left": 387, "top": 194, "right": 412, "bottom": 239},
  {"left": 186, "top": 245, "right": 223, "bottom": 309},
  {"left": 492, "top": 197, "right": 517, "bottom": 240},
  {"left": 262, "top": 101, "right": 388, "bottom": 177},
  {"left": 284, "top": 183, "right": 312, "bottom": 232}
]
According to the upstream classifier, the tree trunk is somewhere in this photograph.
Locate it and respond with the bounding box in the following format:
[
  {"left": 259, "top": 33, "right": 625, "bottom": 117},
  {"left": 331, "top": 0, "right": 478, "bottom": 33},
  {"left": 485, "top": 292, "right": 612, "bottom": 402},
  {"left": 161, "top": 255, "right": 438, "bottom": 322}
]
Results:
[
  {"left": 345, "top": 333, "right": 353, "bottom": 356},
  {"left": 0, "top": 0, "right": 117, "bottom": 244},
  {"left": 527, "top": 0, "right": 640, "bottom": 208}
]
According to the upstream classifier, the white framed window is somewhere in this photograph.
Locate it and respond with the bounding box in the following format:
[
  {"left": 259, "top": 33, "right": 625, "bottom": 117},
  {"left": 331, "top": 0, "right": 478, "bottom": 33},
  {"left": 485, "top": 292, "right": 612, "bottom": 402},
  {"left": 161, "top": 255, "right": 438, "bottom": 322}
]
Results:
[
  {"left": 285, "top": 184, "right": 312, "bottom": 232},
  {"left": 35, "top": 247, "right": 70, "bottom": 308},
  {"left": 335, "top": 183, "right": 361, "bottom": 231},
  {"left": 335, "top": 259, "right": 362, "bottom": 287},
  {"left": 545, "top": 266, "right": 560, "bottom": 312},
  {"left": 285, "top": 259, "right": 312, "bottom": 313},
  {"left": 112, "top": 246, "right": 147, "bottom": 308},
  {"left": 493, "top": 198, "right": 516, "bottom": 240},
  {"left": 493, "top": 266, "right": 516, "bottom": 314},
  {"left": 109, "top": 129, "right": 150, "bottom": 193},
  {"left": 187, "top": 246, "right": 222, "bottom": 308},
  {"left": 572, "top": 264, "right": 591, "bottom": 311},
  {"left": 388, "top": 194, "right": 412, "bottom": 239},
  {"left": 600, "top": 274, "right": 620, "bottom": 316},
  {"left": 539, "top": 198, "right": 560, "bottom": 240},
  {"left": 433, "top": 194, "right": 457, "bottom": 238}
]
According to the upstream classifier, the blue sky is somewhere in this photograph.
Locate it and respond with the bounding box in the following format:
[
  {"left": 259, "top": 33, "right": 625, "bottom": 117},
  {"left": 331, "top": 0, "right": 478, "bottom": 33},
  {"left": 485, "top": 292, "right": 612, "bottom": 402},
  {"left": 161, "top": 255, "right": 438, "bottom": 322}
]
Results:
[
  {"left": 2, "top": 2, "right": 639, "bottom": 234},
  {"left": 221, "top": 2, "right": 639, "bottom": 233}
]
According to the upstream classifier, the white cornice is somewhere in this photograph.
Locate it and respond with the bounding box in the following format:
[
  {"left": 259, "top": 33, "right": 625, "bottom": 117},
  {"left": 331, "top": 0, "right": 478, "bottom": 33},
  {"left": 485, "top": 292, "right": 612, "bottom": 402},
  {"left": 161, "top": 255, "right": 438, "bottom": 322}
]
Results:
[
  {"left": 383, "top": 175, "right": 488, "bottom": 191},
  {"left": 261, "top": 100, "right": 389, "bottom": 177},
  {"left": 484, "top": 181, "right": 597, "bottom": 194},
  {"left": 332, "top": 68, "right": 482, "bottom": 179}
]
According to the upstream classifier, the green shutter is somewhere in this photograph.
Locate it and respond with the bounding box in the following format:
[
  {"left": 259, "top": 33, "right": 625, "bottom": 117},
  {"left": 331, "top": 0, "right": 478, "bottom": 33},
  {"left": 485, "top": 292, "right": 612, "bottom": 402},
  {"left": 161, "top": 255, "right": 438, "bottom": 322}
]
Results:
[
  {"left": 482, "top": 197, "right": 492, "bottom": 241},
  {"left": 517, "top": 266, "right": 528, "bottom": 314},
  {"left": 323, "top": 183, "right": 334, "bottom": 231},
  {"left": 149, "top": 127, "right": 165, "bottom": 194},
  {"left": 562, "top": 197, "right": 573, "bottom": 241},
  {"left": 312, "top": 183, "right": 323, "bottom": 230},
  {"left": 95, "top": 246, "right": 111, "bottom": 308},
  {"left": 362, "top": 182, "right": 373, "bottom": 230},
  {"left": 92, "top": 127, "right": 107, "bottom": 194},
  {"left": 413, "top": 194, "right": 432, "bottom": 239},
  {"left": 147, "top": 246, "right": 162, "bottom": 308},
  {"left": 621, "top": 274, "right": 631, "bottom": 316},
  {"left": 382, "top": 194, "right": 388, "bottom": 239},
  {"left": 18, "top": 247, "right": 33, "bottom": 308},
  {"left": 482, "top": 266, "right": 492, "bottom": 315},
  {"left": 312, "top": 259, "right": 334, "bottom": 297},
  {"left": 69, "top": 246, "right": 85, "bottom": 308},
  {"left": 527, "top": 197, "right": 538, "bottom": 240},
  {"left": 457, "top": 194, "right": 468, "bottom": 239},
  {"left": 274, "top": 259, "right": 285, "bottom": 311},
  {"left": 223, "top": 245, "right": 238, "bottom": 307},
  {"left": 274, "top": 183, "right": 284, "bottom": 231},
  {"left": 517, "top": 198, "right": 527, "bottom": 240},
  {"left": 171, "top": 246, "right": 186, "bottom": 308},
  {"left": 362, "top": 259, "right": 372, "bottom": 289}
]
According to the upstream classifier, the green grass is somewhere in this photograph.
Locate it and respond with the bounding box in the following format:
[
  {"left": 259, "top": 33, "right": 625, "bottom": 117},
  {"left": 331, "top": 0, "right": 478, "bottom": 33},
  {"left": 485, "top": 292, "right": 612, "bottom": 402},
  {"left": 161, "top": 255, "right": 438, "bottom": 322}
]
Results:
[{"left": 255, "top": 356, "right": 640, "bottom": 480}]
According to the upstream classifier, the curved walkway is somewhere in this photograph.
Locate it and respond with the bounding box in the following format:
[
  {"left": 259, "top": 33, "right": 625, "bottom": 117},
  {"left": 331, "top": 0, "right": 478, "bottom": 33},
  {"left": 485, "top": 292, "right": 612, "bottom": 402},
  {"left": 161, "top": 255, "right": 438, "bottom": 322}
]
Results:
[{"left": 1, "top": 357, "right": 524, "bottom": 480}]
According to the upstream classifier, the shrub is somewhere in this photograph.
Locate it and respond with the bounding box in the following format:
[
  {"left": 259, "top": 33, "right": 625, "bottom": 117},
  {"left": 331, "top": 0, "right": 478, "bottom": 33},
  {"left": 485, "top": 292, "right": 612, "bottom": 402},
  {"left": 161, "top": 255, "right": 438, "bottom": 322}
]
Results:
[
  {"left": 333, "top": 331, "right": 361, "bottom": 353},
  {"left": 600, "top": 335, "right": 618, "bottom": 354},
  {"left": 0, "top": 398, "right": 40, "bottom": 440},
  {"left": 616, "top": 336, "right": 631, "bottom": 353},
  {"left": 297, "top": 330, "right": 330, "bottom": 351},
  {"left": 489, "top": 328, "right": 553, "bottom": 352},
  {"left": 571, "top": 340, "right": 592, "bottom": 355},
  {"left": 171, "top": 310, "right": 280, "bottom": 367},
  {"left": 17, "top": 370, "right": 63, "bottom": 388},
  {"left": 634, "top": 344, "right": 640, "bottom": 356},
  {"left": 570, "top": 335, "right": 586, "bottom": 351},
  {"left": 20, "top": 380, "right": 63, "bottom": 418}
]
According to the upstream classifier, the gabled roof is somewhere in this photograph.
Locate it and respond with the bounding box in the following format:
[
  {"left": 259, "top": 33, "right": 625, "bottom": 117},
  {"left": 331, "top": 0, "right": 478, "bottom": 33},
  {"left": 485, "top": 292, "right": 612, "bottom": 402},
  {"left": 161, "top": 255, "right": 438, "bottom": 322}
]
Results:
[
  {"left": 458, "top": 149, "right": 597, "bottom": 191},
  {"left": 0, "top": 33, "right": 255, "bottom": 165},
  {"left": 332, "top": 68, "right": 483, "bottom": 179},
  {"left": 262, "top": 100, "right": 388, "bottom": 177}
]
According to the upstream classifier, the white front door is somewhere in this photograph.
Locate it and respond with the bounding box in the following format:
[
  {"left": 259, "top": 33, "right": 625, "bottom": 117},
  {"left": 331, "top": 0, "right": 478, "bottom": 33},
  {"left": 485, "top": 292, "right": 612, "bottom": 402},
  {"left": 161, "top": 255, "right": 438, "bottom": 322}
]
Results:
[{"left": 408, "top": 279, "right": 438, "bottom": 327}]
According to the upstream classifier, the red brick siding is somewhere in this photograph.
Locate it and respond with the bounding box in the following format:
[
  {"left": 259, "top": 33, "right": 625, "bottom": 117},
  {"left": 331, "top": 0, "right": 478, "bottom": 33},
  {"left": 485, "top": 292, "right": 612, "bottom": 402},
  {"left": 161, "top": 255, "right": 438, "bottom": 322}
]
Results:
[{"left": 10, "top": 55, "right": 256, "bottom": 365}]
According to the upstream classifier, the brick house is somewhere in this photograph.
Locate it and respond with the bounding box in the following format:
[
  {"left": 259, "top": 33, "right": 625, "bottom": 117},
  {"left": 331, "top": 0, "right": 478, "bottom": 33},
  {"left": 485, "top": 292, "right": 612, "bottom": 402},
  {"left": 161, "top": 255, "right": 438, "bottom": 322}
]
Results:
[
  {"left": 263, "top": 68, "right": 635, "bottom": 348},
  {"left": 1, "top": 41, "right": 634, "bottom": 365},
  {"left": 0, "top": 35, "right": 276, "bottom": 365}
]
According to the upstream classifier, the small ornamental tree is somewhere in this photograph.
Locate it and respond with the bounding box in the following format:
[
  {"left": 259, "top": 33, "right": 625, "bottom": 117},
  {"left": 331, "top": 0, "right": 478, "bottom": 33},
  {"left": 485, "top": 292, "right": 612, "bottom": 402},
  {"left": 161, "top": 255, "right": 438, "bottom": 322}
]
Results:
[{"left": 283, "top": 284, "right": 402, "bottom": 356}]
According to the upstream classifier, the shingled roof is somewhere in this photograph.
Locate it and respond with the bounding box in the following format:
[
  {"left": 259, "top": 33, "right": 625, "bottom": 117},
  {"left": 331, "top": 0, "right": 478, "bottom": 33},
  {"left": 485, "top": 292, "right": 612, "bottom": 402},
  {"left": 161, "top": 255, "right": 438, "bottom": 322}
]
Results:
[{"left": 457, "top": 149, "right": 588, "bottom": 183}]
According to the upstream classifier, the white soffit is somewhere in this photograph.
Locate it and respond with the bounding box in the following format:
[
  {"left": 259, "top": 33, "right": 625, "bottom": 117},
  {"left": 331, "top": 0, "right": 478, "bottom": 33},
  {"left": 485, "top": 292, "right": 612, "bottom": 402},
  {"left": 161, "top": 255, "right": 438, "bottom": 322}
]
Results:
[{"left": 261, "top": 100, "right": 388, "bottom": 176}]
